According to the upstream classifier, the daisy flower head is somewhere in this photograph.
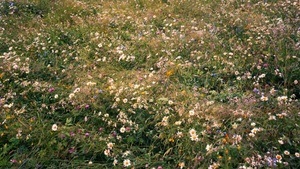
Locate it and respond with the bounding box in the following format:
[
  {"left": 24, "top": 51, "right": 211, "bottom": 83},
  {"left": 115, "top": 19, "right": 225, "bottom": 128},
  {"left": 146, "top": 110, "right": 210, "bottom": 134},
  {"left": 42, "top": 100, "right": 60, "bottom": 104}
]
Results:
[
  {"left": 120, "top": 126, "right": 126, "bottom": 133},
  {"left": 107, "top": 142, "right": 114, "bottom": 149},
  {"left": 189, "top": 129, "right": 197, "bottom": 136},
  {"left": 189, "top": 109, "right": 195, "bottom": 116},
  {"left": 190, "top": 134, "right": 199, "bottom": 141},
  {"left": 52, "top": 124, "right": 58, "bottom": 131},
  {"left": 178, "top": 162, "right": 185, "bottom": 168},
  {"left": 123, "top": 159, "right": 131, "bottom": 167},
  {"left": 260, "top": 96, "right": 268, "bottom": 102},
  {"left": 276, "top": 154, "right": 282, "bottom": 162}
]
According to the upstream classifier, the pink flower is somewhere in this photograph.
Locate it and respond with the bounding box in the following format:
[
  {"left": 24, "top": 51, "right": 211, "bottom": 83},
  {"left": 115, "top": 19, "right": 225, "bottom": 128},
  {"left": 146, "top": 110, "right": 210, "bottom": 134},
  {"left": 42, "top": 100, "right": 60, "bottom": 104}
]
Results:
[
  {"left": 69, "top": 147, "right": 76, "bottom": 154},
  {"left": 10, "top": 159, "right": 17, "bottom": 163},
  {"left": 48, "top": 87, "right": 55, "bottom": 92}
]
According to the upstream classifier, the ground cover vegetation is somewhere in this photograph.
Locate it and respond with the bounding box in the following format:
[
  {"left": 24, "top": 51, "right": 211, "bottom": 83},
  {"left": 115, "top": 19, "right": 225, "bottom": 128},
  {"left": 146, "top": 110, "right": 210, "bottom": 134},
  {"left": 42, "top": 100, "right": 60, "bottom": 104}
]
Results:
[{"left": 0, "top": 0, "right": 299, "bottom": 168}]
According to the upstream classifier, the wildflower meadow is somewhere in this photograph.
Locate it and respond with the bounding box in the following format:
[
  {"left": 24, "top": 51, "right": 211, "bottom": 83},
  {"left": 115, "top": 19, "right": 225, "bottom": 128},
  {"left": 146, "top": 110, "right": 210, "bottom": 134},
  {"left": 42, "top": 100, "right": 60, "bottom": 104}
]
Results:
[{"left": 0, "top": 0, "right": 299, "bottom": 168}]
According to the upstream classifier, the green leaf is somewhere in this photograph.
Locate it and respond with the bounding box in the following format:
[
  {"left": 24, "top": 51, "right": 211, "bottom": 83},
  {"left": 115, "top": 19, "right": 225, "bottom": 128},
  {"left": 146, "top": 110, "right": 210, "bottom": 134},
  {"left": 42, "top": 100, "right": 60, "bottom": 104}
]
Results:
[
  {"left": 158, "top": 97, "right": 168, "bottom": 102},
  {"left": 65, "top": 117, "right": 73, "bottom": 126},
  {"left": 126, "top": 136, "right": 135, "bottom": 144}
]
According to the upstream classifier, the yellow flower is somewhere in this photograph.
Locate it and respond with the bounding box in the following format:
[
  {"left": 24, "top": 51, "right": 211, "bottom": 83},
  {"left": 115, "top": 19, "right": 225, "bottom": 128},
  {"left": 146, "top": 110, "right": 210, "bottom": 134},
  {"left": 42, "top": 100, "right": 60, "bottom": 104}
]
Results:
[
  {"left": 169, "top": 138, "right": 174, "bottom": 143},
  {"left": 166, "top": 69, "right": 174, "bottom": 77}
]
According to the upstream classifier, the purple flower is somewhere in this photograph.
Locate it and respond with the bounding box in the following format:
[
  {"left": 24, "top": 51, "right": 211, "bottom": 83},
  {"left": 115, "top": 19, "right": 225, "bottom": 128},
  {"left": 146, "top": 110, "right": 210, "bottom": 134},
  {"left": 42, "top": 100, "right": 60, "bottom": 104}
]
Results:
[
  {"left": 70, "top": 131, "right": 75, "bottom": 137},
  {"left": 111, "top": 131, "right": 117, "bottom": 137},
  {"left": 85, "top": 132, "right": 90, "bottom": 137},
  {"left": 68, "top": 147, "right": 75, "bottom": 154},
  {"left": 48, "top": 87, "right": 55, "bottom": 92},
  {"left": 253, "top": 88, "right": 260, "bottom": 94},
  {"left": 266, "top": 157, "right": 277, "bottom": 167}
]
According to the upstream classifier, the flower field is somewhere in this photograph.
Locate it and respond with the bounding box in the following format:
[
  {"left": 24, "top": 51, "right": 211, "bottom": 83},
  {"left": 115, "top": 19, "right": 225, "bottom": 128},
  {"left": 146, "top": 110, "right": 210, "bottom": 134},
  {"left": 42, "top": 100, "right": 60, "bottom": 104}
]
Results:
[{"left": 0, "top": 0, "right": 299, "bottom": 168}]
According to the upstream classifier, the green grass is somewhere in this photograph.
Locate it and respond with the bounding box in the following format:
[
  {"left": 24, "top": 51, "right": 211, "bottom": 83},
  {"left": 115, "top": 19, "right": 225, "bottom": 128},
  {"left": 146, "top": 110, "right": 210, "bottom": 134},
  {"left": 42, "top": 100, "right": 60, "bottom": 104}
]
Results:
[{"left": 0, "top": 0, "right": 299, "bottom": 168}]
